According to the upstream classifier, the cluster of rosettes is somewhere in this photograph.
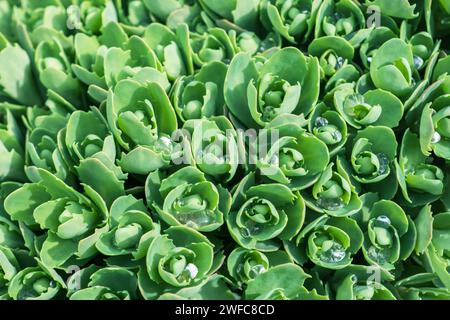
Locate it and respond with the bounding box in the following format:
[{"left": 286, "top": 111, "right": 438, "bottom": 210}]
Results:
[{"left": 0, "top": 0, "right": 450, "bottom": 300}]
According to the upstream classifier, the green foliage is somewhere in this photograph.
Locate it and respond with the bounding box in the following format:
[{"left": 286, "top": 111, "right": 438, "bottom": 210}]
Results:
[{"left": 0, "top": 0, "right": 449, "bottom": 301}]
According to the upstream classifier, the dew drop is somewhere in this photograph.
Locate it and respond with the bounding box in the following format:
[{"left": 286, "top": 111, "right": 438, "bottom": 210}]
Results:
[
  {"left": 177, "top": 263, "right": 198, "bottom": 282},
  {"left": 367, "top": 246, "right": 387, "bottom": 264},
  {"left": 351, "top": 274, "right": 358, "bottom": 283},
  {"left": 249, "top": 264, "right": 266, "bottom": 278},
  {"left": 319, "top": 242, "right": 346, "bottom": 263},
  {"left": 431, "top": 131, "right": 441, "bottom": 144},
  {"left": 413, "top": 55, "right": 424, "bottom": 69},
  {"left": 185, "top": 263, "right": 198, "bottom": 278},
  {"left": 316, "top": 197, "right": 345, "bottom": 211},
  {"left": 332, "top": 130, "right": 342, "bottom": 142},
  {"left": 177, "top": 212, "right": 213, "bottom": 228},
  {"left": 155, "top": 136, "right": 173, "bottom": 153},
  {"left": 376, "top": 215, "right": 391, "bottom": 226},
  {"left": 336, "top": 56, "right": 345, "bottom": 69},
  {"left": 315, "top": 117, "right": 329, "bottom": 128},
  {"left": 158, "top": 136, "right": 172, "bottom": 147},
  {"left": 49, "top": 281, "right": 57, "bottom": 288},
  {"left": 367, "top": 56, "right": 373, "bottom": 64},
  {"left": 376, "top": 153, "right": 389, "bottom": 175}
]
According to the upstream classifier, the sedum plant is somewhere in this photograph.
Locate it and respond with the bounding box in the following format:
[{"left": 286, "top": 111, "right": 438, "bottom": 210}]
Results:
[{"left": 0, "top": 0, "right": 449, "bottom": 301}]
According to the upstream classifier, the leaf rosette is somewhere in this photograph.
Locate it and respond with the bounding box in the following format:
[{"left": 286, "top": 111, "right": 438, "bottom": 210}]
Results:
[
  {"left": 226, "top": 172, "right": 305, "bottom": 251},
  {"left": 361, "top": 200, "right": 416, "bottom": 271},
  {"left": 256, "top": 114, "right": 330, "bottom": 190},
  {"left": 309, "top": 102, "right": 348, "bottom": 156},
  {"left": 314, "top": 0, "right": 366, "bottom": 41},
  {"left": 369, "top": 38, "right": 417, "bottom": 97},
  {"left": 7, "top": 262, "right": 65, "bottom": 300},
  {"left": 138, "top": 226, "right": 216, "bottom": 299},
  {"left": 146, "top": 166, "right": 230, "bottom": 232},
  {"left": 143, "top": 23, "right": 194, "bottom": 81},
  {"left": 4, "top": 168, "right": 109, "bottom": 269},
  {"left": 303, "top": 161, "right": 362, "bottom": 217},
  {"left": 171, "top": 61, "right": 227, "bottom": 121},
  {"left": 244, "top": 263, "right": 311, "bottom": 299},
  {"left": 224, "top": 47, "right": 320, "bottom": 128},
  {"left": 59, "top": 108, "right": 126, "bottom": 206},
  {"left": 143, "top": 0, "right": 202, "bottom": 30},
  {"left": 396, "top": 129, "right": 445, "bottom": 206},
  {"left": 333, "top": 83, "right": 404, "bottom": 129},
  {"left": 115, "top": 0, "right": 152, "bottom": 31},
  {"left": 24, "top": 106, "right": 71, "bottom": 182},
  {"left": 107, "top": 79, "right": 178, "bottom": 175},
  {"left": 182, "top": 116, "right": 240, "bottom": 182},
  {"left": 96, "top": 195, "right": 160, "bottom": 267},
  {"left": 260, "top": 0, "right": 321, "bottom": 44},
  {"left": 342, "top": 126, "right": 399, "bottom": 199},
  {"left": 190, "top": 28, "right": 237, "bottom": 67},
  {"left": 199, "top": 0, "right": 261, "bottom": 31},
  {"left": 284, "top": 214, "right": 363, "bottom": 269},
  {"left": 415, "top": 58, "right": 450, "bottom": 160},
  {"left": 0, "top": 110, "right": 26, "bottom": 183},
  {"left": 409, "top": 209, "right": 450, "bottom": 294},
  {"left": 35, "top": 39, "right": 82, "bottom": 107},
  {"left": 72, "top": 27, "right": 170, "bottom": 103},
  {"left": 69, "top": 266, "right": 138, "bottom": 300},
  {"left": 0, "top": 245, "right": 35, "bottom": 299},
  {"left": 331, "top": 265, "right": 396, "bottom": 300},
  {"left": 359, "top": 27, "right": 397, "bottom": 70},
  {"left": 308, "top": 35, "right": 354, "bottom": 79},
  {"left": 409, "top": 32, "right": 439, "bottom": 71},
  {"left": 226, "top": 247, "right": 293, "bottom": 287}
]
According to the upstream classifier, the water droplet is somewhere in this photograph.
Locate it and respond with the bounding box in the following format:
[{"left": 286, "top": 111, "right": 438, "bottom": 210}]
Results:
[
  {"left": 177, "top": 213, "right": 212, "bottom": 228},
  {"left": 49, "top": 281, "right": 57, "bottom": 288},
  {"left": 367, "top": 246, "right": 387, "bottom": 264},
  {"left": 177, "top": 263, "right": 198, "bottom": 282},
  {"left": 155, "top": 136, "right": 173, "bottom": 154},
  {"left": 332, "top": 130, "right": 342, "bottom": 142},
  {"left": 413, "top": 55, "right": 424, "bottom": 69},
  {"left": 431, "top": 131, "right": 441, "bottom": 144},
  {"left": 185, "top": 263, "right": 198, "bottom": 278},
  {"left": 336, "top": 56, "right": 345, "bottom": 69},
  {"left": 367, "top": 56, "right": 373, "bottom": 64},
  {"left": 158, "top": 136, "right": 172, "bottom": 147},
  {"left": 376, "top": 215, "right": 391, "bottom": 226},
  {"left": 249, "top": 264, "right": 266, "bottom": 278},
  {"left": 315, "top": 117, "right": 329, "bottom": 128},
  {"left": 351, "top": 274, "right": 358, "bottom": 283},
  {"left": 376, "top": 153, "right": 389, "bottom": 175},
  {"left": 316, "top": 197, "right": 345, "bottom": 211},
  {"left": 319, "top": 242, "right": 346, "bottom": 263}
]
